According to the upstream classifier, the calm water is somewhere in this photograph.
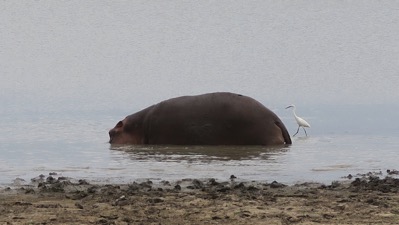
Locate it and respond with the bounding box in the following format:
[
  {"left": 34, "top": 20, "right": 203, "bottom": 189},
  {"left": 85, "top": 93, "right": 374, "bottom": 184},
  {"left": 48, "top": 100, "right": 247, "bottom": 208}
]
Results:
[
  {"left": 1, "top": 1, "right": 398, "bottom": 186},
  {"left": 1, "top": 105, "right": 398, "bottom": 186}
]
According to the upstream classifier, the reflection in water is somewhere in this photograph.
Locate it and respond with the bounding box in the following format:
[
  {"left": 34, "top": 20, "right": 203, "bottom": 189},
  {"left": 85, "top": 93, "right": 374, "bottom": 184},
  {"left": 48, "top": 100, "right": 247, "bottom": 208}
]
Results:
[
  {"left": 103, "top": 144, "right": 294, "bottom": 184},
  {"left": 110, "top": 145, "right": 290, "bottom": 161},
  {"left": 294, "top": 136, "right": 311, "bottom": 142}
]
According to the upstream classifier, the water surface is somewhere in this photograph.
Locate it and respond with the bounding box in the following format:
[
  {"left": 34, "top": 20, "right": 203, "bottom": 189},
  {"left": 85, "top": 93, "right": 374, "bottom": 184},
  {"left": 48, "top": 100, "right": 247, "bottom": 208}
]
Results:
[
  {"left": 1, "top": 110, "right": 398, "bottom": 186},
  {"left": 1, "top": 1, "right": 398, "bottom": 186}
]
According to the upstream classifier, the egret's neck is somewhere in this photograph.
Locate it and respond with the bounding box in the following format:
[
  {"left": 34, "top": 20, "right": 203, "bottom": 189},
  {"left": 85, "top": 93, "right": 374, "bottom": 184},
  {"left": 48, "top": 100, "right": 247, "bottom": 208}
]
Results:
[{"left": 292, "top": 108, "right": 297, "bottom": 117}]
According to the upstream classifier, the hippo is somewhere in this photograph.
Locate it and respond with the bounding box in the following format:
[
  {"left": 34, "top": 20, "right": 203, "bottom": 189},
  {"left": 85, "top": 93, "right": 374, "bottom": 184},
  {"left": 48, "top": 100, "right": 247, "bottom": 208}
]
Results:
[{"left": 109, "top": 92, "right": 291, "bottom": 146}]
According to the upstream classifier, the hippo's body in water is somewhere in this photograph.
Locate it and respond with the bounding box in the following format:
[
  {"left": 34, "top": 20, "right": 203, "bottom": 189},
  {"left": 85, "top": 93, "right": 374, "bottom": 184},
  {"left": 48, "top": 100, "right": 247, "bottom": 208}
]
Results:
[{"left": 109, "top": 92, "right": 291, "bottom": 146}]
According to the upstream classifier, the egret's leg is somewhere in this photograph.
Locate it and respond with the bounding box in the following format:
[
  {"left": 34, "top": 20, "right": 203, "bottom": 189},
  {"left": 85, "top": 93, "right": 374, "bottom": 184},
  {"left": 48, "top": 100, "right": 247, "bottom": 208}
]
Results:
[
  {"left": 303, "top": 127, "right": 308, "bottom": 136},
  {"left": 293, "top": 126, "right": 300, "bottom": 136}
]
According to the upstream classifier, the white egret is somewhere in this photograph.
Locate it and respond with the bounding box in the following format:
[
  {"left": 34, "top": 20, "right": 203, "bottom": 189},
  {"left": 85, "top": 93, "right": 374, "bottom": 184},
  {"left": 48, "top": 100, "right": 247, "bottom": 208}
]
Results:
[{"left": 286, "top": 105, "right": 310, "bottom": 137}]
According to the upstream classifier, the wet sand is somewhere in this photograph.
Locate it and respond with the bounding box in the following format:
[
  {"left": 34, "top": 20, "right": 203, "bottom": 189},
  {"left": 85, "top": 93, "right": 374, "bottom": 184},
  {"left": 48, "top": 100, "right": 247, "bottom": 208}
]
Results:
[{"left": 1, "top": 172, "right": 399, "bottom": 225}]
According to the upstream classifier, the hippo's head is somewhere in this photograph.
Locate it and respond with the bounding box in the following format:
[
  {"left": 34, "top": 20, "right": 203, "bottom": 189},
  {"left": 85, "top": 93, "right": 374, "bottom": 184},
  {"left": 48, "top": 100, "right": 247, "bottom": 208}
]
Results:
[{"left": 108, "top": 117, "right": 145, "bottom": 145}]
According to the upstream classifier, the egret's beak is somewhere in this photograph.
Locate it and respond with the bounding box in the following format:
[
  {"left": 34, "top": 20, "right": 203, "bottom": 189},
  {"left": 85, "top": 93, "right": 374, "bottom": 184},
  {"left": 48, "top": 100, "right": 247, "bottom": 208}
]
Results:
[{"left": 285, "top": 106, "right": 292, "bottom": 109}]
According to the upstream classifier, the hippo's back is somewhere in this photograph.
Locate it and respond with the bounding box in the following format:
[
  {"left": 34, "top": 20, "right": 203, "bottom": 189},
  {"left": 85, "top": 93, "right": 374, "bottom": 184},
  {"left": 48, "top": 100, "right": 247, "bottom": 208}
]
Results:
[{"left": 143, "top": 92, "right": 291, "bottom": 145}]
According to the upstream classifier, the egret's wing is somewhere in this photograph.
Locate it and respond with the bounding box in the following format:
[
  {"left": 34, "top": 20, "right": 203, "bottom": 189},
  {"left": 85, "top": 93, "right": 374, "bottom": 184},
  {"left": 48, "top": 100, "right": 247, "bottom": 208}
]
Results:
[{"left": 297, "top": 117, "right": 311, "bottom": 127}]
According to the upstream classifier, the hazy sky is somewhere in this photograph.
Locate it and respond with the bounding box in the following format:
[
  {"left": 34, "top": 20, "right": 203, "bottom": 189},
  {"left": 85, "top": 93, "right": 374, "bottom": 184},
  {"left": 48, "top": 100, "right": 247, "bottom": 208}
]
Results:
[{"left": 1, "top": 1, "right": 399, "bottom": 114}]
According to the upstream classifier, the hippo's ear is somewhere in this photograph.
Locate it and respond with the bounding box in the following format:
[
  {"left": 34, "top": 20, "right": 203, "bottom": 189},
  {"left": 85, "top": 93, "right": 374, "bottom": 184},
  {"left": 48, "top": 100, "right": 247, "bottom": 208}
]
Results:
[{"left": 116, "top": 121, "right": 123, "bottom": 128}]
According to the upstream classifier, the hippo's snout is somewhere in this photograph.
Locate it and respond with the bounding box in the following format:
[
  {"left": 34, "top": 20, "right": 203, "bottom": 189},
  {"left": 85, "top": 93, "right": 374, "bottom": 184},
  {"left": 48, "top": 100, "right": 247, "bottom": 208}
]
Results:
[
  {"left": 109, "top": 129, "right": 117, "bottom": 143},
  {"left": 109, "top": 121, "right": 124, "bottom": 144}
]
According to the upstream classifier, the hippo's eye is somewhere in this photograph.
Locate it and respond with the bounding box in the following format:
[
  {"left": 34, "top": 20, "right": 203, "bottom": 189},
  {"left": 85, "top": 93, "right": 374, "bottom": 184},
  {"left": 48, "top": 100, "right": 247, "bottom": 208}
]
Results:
[{"left": 116, "top": 121, "right": 123, "bottom": 128}]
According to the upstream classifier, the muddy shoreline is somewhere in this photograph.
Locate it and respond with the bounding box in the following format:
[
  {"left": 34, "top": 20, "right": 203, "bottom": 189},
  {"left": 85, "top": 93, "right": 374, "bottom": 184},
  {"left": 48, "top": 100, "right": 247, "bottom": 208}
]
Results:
[{"left": 1, "top": 172, "right": 399, "bottom": 225}]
